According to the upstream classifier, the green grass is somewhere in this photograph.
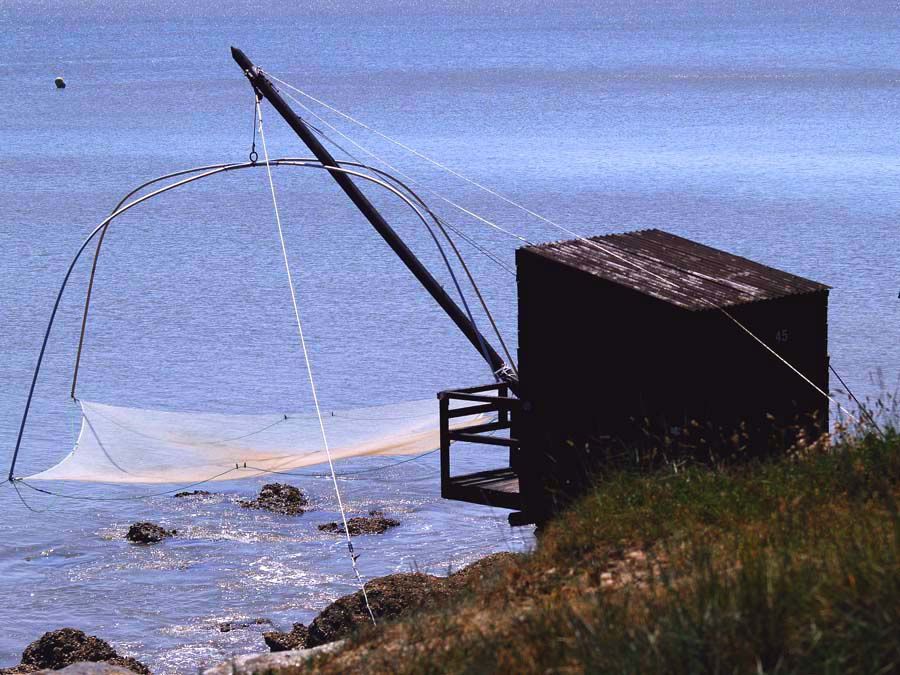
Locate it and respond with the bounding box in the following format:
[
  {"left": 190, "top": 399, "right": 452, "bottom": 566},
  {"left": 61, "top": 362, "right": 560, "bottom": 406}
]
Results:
[
  {"left": 296, "top": 426, "right": 900, "bottom": 674},
  {"left": 542, "top": 426, "right": 900, "bottom": 560}
]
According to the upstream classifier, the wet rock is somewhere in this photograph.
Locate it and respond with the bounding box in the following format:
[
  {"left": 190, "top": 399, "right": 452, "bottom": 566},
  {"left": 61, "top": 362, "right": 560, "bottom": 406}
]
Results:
[
  {"left": 202, "top": 641, "right": 344, "bottom": 675},
  {"left": 40, "top": 663, "right": 138, "bottom": 674},
  {"left": 0, "top": 629, "right": 149, "bottom": 675},
  {"left": 239, "top": 483, "right": 308, "bottom": 515},
  {"left": 306, "top": 572, "right": 452, "bottom": 647},
  {"left": 173, "top": 490, "right": 211, "bottom": 498},
  {"left": 246, "top": 553, "right": 521, "bottom": 657},
  {"left": 125, "top": 522, "right": 176, "bottom": 544},
  {"left": 317, "top": 512, "right": 400, "bottom": 536},
  {"left": 263, "top": 623, "right": 309, "bottom": 652},
  {"left": 217, "top": 618, "right": 272, "bottom": 633}
]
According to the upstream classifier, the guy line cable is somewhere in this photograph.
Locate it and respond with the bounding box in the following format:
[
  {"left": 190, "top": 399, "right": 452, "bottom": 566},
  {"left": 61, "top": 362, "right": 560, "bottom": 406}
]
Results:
[
  {"left": 269, "top": 72, "right": 555, "bottom": 237},
  {"left": 296, "top": 112, "right": 517, "bottom": 377},
  {"left": 299, "top": 117, "right": 517, "bottom": 276},
  {"left": 270, "top": 74, "right": 864, "bottom": 427},
  {"left": 269, "top": 76, "right": 532, "bottom": 246},
  {"left": 256, "top": 100, "right": 377, "bottom": 625},
  {"left": 264, "top": 102, "right": 512, "bottom": 376}
]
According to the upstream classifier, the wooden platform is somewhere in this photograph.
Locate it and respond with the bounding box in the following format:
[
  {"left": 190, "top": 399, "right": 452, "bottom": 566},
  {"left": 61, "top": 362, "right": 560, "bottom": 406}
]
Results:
[
  {"left": 439, "top": 382, "right": 526, "bottom": 518},
  {"left": 444, "top": 467, "right": 522, "bottom": 511}
]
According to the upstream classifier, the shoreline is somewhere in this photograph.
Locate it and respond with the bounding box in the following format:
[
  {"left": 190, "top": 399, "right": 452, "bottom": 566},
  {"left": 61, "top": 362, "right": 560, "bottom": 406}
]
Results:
[
  {"left": 5, "top": 427, "right": 899, "bottom": 673},
  {"left": 0, "top": 551, "right": 520, "bottom": 675}
]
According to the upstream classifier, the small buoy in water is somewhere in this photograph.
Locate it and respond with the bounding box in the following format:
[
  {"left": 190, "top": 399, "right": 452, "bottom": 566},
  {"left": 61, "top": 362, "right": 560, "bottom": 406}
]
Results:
[{"left": 54, "top": 77, "right": 66, "bottom": 89}]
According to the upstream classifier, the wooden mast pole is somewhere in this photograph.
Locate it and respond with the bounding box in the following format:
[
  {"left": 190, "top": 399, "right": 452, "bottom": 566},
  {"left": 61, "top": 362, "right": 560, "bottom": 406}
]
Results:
[{"left": 230, "top": 47, "right": 514, "bottom": 384}]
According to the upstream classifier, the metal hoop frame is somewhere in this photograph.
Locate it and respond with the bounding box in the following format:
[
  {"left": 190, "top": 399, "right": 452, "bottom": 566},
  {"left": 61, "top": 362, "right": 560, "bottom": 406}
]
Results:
[{"left": 8, "top": 157, "right": 492, "bottom": 481}]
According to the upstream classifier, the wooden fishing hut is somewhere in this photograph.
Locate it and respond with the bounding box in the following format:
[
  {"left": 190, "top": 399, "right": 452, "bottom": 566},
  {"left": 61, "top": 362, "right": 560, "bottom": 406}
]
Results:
[
  {"left": 223, "top": 50, "right": 830, "bottom": 528},
  {"left": 440, "top": 229, "right": 829, "bottom": 525}
]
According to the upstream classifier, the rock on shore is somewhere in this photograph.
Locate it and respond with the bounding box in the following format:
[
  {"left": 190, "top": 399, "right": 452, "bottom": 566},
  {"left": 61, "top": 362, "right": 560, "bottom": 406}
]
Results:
[
  {"left": 263, "top": 623, "right": 309, "bottom": 652},
  {"left": 173, "top": 490, "right": 211, "bottom": 498},
  {"left": 317, "top": 512, "right": 400, "bottom": 536},
  {"left": 262, "top": 553, "right": 518, "bottom": 653},
  {"left": 218, "top": 619, "right": 272, "bottom": 634},
  {"left": 261, "top": 573, "right": 449, "bottom": 651},
  {"left": 0, "top": 629, "right": 149, "bottom": 674},
  {"left": 239, "top": 483, "right": 308, "bottom": 515},
  {"left": 125, "top": 522, "right": 176, "bottom": 544}
]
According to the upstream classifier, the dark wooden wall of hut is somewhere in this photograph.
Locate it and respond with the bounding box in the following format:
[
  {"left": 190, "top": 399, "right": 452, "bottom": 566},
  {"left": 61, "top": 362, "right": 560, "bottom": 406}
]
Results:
[{"left": 514, "top": 247, "right": 828, "bottom": 521}]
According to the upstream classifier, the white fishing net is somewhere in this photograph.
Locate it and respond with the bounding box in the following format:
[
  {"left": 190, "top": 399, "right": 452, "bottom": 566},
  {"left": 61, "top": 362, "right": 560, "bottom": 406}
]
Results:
[{"left": 26, "top": 398, "right": 487, "bottom": 484}]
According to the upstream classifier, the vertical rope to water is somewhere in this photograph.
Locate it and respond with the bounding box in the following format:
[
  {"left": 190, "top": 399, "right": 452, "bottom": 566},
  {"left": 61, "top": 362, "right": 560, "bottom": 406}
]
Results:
[{"left": 255, "top": 100, "right": 377, "bottom": 625}]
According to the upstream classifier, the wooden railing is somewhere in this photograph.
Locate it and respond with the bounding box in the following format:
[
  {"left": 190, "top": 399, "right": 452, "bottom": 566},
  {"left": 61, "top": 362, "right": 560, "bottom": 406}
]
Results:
[{"left": 438, "top": 382, "right": 521, "bottom": 505}]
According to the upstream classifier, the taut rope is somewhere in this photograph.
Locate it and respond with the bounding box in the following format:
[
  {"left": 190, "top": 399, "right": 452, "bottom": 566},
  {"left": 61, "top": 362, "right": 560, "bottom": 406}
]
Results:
[
  {"left": 255, "top": 100, "right": 377, "bottom": 625},
  {"left": 268, "top": 74, "right": 862, "bottom": 426}
]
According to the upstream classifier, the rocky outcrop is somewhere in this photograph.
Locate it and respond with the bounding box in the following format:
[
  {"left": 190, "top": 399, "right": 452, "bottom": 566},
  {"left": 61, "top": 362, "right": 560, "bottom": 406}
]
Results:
[
  {"left": 258, "top": 552, "right": 520, "bottom": 654},
  {"left": 0, "top": 629, "right": 149, "bottom": 674},
  {"left": 262, "top": 623, "right": 309, "bottom": 652},
  {"left": 125, "top": 522, "right": 176, "bottom": 544},
  {"left": 307, "top": 572, "right": 452, "bottom": 647},
  {"left": 173, "top": 490, "right": 211, "bottom": 498},
  {"left": 261, "top": 573, "right": 447, "bottom": 652},
  {"left": 317, "top": 512, "right": 400, "bottom": 536},
  {"left": 239, "top": 483, "right": 308, "bottom": 515}
]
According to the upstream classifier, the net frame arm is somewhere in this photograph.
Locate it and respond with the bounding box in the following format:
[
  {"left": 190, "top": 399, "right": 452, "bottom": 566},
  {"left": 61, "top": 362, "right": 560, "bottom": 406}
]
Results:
[{"left": 11, "top": 158, "right": 499, "bottom": 481}]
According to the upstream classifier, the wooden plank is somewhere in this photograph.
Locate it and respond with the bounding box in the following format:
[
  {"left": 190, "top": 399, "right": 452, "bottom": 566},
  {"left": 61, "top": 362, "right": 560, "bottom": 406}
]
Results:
[
  {"left": 445, "top": 490, "right": 521, "bottom": 510},
  {"left": 449, "top": 432, "right": 518, "bottom": 447},
  {"left": 452, "top": 420, "right": 510, "bottom": 435},
  {"left": 483, "top": 478, "right": 519, "bottom": 493},
  {"left": 444, "top": 468, "right": 522, "bottom": 510},
  {"left": 444, "top": 391, "right": 520, "bottom": 406},
  {"left": 453, "top": 382, "right": 506, "bottom": 394},
  {"left": 446, "top": 403, "right": 497, "bottom": 419},
  {"left": 458, "top": 467, "right": 517, "bottom": 479},
  {"left": 439, "top": 394, "right": 450, "bottom": 491},
  {"left": 452, "top": 475, "right": 517, "bottom": 489}
]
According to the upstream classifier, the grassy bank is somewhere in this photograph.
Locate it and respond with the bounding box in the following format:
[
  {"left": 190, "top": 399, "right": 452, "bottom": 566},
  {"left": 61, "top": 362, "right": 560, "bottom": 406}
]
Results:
[{"left": 294, "top": 424, "right": 900, "bottom": 674}]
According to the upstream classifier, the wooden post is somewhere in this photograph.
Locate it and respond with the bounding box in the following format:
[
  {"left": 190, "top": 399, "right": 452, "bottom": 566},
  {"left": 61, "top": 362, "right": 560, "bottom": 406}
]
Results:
[{"left": 439, "top": 392, "right": 450, "bottom": 496}]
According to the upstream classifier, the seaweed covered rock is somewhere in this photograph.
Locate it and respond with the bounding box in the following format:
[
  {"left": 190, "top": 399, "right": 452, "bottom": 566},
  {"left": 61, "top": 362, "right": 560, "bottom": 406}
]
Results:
[
  {"left": 125, "top": 522, "right": 176, "bottom": 544},
  {"left": 318, "top": 512, "right": 400, "bottom": 536},
  {"left": 239, "top": 483, "right": 308, "bottom": 515},
  {"left": 0, "top": 629, "right": 149, "bottom": 674},
  {"left": 306, "top": 573, "right": 451, "bottom": 648},
  {"left": 173, "top": 490, "right": 211, "bottom": 498},
  {"left": 217, "top": 618, "right": 271, "bottom": 633},
  {"left": 259, "top": 554, "right": 519, "bottom": 653},
  {"left": 263, "top": 623, "right": 309, "bottom": 652}
]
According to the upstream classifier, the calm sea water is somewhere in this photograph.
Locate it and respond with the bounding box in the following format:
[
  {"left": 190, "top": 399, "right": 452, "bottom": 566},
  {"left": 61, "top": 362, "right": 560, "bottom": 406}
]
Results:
[{"left": 1, "top": 2, "right": 898, "bottom": 672}]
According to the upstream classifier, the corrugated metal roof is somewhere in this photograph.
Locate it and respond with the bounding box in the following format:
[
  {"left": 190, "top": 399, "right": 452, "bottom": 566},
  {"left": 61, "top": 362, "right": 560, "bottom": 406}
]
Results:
[{"left": 523, "top": 229, "right": 829, "bottom": 311}]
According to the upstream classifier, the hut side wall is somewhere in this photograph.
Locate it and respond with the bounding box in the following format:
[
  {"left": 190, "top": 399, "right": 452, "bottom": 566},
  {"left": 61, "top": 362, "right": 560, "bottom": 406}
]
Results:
[{"left": 515, "top": 248, "right": 828, "bottom": 521}]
